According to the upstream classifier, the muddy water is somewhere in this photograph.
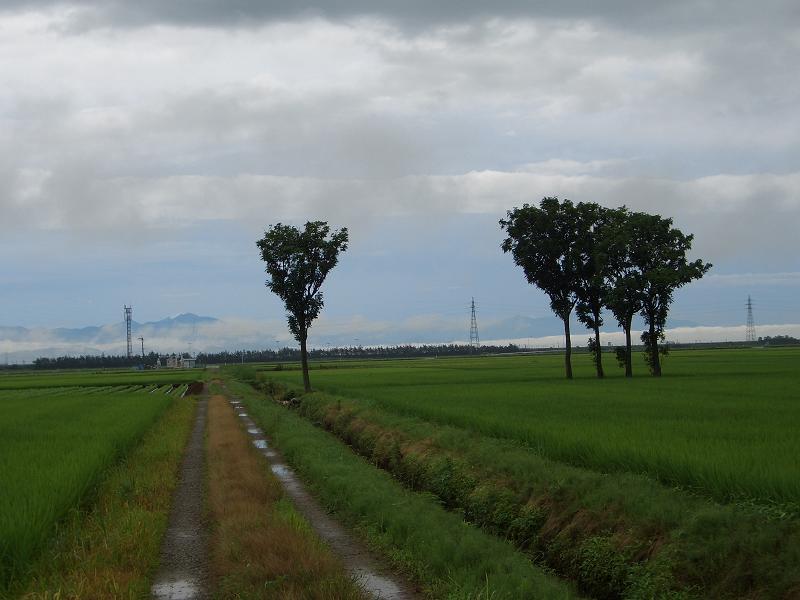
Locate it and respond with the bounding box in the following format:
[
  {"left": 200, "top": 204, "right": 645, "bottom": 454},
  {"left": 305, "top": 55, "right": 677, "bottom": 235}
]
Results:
[
  {"left": 151, "top": 396, "right": 210, "bottom": 600},
  {"left": 228, "top": 394, "right": 417, "bottom": 600}
]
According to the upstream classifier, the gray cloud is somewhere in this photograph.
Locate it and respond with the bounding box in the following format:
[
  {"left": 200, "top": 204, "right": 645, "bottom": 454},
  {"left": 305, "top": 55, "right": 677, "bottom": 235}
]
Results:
[
  {"left": 2, "top": 164, "right": 798, "bottom": 269},
  {"left": 0, "top": 2, "right": 798, "bottom": 334},
  {"left": 1, "top": 1, "right": 797, "bottom": 33}
]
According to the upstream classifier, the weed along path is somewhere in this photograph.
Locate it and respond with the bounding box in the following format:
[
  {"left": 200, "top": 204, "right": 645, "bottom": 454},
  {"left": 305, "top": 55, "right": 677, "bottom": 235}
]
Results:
[
  {"left": 223, "top": 389, "right": 417, "bottom": 600},
  {"left": 151, "top": 394, "right": 210, "bottom": 600}
]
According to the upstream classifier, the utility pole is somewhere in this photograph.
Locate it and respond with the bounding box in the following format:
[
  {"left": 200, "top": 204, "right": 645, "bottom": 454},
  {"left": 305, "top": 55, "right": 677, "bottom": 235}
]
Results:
[
  {"left": 745, "top": 296, "right": 756, "bottom": 343},
  {"left": 469, "top": 297, "right": 480, "bottom": 350},
  {"left": 124, "top": 305, "right": 133, "bottom": 358}
]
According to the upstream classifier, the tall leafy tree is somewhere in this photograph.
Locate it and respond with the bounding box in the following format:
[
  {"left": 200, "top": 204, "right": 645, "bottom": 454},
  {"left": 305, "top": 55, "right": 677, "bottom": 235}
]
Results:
[
  {"left": 256, "top": 221, "right": 349, "bottom": 392},
  {"left": 501, "top": 197, "right": 583, "bottom": 379},
  {"left": 602, "top": 207, "right": 645, "bottom": 377},
  {"left": 631, "top": 214, "right": 711, "bottom": 376},
  {"left": 574, "top": 202, "right": 612, "bottom": 378}
]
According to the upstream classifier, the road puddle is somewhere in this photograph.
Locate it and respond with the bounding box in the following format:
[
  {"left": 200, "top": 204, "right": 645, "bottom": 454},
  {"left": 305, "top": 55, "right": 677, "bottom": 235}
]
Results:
[
  {"left": 253, "top": 439, "right": 267, "bottom": 449},
  {"left": 152, "top": 578, "right": 200, "bottom": 600},
  {"left": 270, "top": 463, "right": 291, "bottom": 479}
]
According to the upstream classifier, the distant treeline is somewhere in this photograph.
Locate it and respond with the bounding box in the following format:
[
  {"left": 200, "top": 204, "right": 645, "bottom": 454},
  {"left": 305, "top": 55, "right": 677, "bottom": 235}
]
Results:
[
  {"left": 196, "top": 344, "right": 524, "bottom": 364},
  {"left": 32, "top": 352, "right": 161, "bottom": 369},
  {"left": 15, "top": 337, "right": 795, "bottom": 371},
  {"left": 758, "top": 335, "right": 800, "bottom": 345}
]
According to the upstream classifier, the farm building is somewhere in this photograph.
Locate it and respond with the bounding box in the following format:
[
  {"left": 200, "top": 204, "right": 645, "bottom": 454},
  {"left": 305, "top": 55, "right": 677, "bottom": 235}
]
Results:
[{"left": 160, "top": 354, "right": 197, "bottom": 369}]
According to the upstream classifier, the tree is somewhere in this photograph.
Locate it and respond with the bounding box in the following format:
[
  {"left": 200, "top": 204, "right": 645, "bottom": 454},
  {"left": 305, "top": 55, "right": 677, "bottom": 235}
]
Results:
[
  {"left": 602, "top": 207, "right": 646, "bottom": 378},
  {"left": 256, "top": 221, "right": 349, "bottom": 392},
  {"left": 631, "top": 214, "right": 711, "bottom": 376},
  {"left": 574, "top": 202, "right": 612, "bottom": 378},
  {"left": 501, "top": 198, "right": 584, "bottom": 379}
]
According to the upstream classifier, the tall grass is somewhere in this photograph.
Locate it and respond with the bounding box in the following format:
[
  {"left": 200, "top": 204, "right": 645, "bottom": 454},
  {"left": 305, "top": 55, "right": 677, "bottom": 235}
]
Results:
[
  {"left": 0, "top": 386, "right": 173, "bottom": 589},
  {"left": 265, "top": 348, "right": 800, "bottom": 505}
]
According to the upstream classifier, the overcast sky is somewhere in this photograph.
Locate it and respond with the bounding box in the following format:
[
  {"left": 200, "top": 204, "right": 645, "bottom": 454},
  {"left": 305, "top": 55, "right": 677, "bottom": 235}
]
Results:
[{"left": 1, "top": 1, "right": 798, "bottom": 349}]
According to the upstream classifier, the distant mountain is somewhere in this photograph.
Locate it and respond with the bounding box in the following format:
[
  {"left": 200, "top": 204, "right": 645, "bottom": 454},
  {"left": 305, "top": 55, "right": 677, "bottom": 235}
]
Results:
[
  {"left": 0, "top": 313, "right": 220, "bottom": 363},
  {"left": 143, "top": 313, "right": 218, "bottom": 332},
  {"left": 0, "top": 311, "right": 706, "bottom": 364}
]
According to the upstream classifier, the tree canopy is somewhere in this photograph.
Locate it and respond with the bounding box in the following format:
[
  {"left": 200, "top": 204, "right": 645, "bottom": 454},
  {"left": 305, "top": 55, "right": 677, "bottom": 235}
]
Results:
[
  {"left": 501, "top": 197, "right": 584, "bottom": 378},
  {"left": 256, "top": 221, "right": 348, "bottom": 391},
  {"left": 501, "top": 198, "right": 710, "bottom": 378}
]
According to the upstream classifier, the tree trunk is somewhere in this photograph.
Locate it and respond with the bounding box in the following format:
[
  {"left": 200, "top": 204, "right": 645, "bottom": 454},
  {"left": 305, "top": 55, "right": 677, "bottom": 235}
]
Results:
[
  {"left": 649, "top": 321, "right": 662, "bottom": 377},
  {"left": 593, "top": 322, "right": 604, "bottom": 378},
  {"left": 300, "top": 333, "right": 311, "bottom": 392},
  {"left": 563, "top": 318, "right": 573, "bottom": 379},
  {"left": 624, "top": 316, "right": 633, "bottom": 378}
]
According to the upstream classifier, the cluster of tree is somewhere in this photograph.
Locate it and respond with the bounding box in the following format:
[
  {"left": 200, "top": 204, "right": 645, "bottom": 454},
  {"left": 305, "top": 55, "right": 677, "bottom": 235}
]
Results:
[
  {"left": 758, "top": 335, "right": 800, "bottom": 346},
  {"left": 197, "top": 343, "right": 525, "bottom": 364},
  {"left": 33, "top": 352, "right": 160, "bottom": 369},
  {"left": 501, "top": 198, "right": 711, "bottom": 378}
]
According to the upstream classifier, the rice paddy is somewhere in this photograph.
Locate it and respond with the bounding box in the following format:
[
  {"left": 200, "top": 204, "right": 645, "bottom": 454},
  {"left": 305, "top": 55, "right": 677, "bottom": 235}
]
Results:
[
  {"left": 0, "top": 376, "right": 188, "bottom": 589},
  {"left": 263, "top": 347, "right": 800, "bottom": 505}
]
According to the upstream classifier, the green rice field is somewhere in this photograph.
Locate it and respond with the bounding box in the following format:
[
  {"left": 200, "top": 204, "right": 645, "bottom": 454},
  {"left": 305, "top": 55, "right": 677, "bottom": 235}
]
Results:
[
  {"left": 264, "top": 347, "right": 800, "bottom": 505},
  {"left": 0, "top": 375, "right": 191, "bottom": 588},
  {"left": 0, "top": 369, "right": 198, "bottom": 390}
]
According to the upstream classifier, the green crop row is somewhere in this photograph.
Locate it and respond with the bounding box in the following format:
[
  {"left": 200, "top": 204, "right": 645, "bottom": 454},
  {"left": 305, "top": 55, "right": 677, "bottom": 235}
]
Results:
[
  {"left": 0, "top": 369, "right": 198, "bottom": 390},
  {"left": 264, "top": 347, "right": 800, "bottom": 505},
  {"left": 0, "top": 386, "right": 174, "bottom": 589}
]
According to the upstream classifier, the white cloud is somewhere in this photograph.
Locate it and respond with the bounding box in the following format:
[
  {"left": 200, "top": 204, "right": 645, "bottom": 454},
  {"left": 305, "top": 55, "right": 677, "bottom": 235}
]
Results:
[{"left": 483, "top": 323, "right": 800, "bottom": 348}]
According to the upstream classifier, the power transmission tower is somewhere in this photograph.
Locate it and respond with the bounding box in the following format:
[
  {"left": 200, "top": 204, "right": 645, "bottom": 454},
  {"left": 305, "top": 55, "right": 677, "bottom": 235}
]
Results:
[
  {"left": 124, "top": 305, "right": 133, "bottom": 358},
  {"left": 745, "top": 295, "right": 756, "bottom": 343},
  {"left": 469, "top": 297, "right": 480, "bottom": 349},
  {"left": 138, "top": 336, "right": 145, "bottom": 360}
]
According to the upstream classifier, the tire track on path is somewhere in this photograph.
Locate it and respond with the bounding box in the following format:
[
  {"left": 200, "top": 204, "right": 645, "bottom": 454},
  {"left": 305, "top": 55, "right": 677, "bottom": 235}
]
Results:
[
  {"left": 151, "top": 395, "right": 209, "bottom": 600},
  {"left": 223, "top": 386, "right": 418, "bottom": 600}
]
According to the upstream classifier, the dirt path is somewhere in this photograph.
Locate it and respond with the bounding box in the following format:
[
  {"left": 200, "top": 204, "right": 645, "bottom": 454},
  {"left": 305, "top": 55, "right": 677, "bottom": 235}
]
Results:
[
  {"left": 225, "top": 392, "right": 418, "bottom": 600},
  {"left": 151, "top": 396, "right": 210, "bottom": 600}
]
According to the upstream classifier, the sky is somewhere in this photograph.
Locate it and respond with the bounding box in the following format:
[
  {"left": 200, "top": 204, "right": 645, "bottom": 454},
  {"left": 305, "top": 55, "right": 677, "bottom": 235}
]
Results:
[{"left": 1, "top": 0, "right": 798, "bottom": 354}]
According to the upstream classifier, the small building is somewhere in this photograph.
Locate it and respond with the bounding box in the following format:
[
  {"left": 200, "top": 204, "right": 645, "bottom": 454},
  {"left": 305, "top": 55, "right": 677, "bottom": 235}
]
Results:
[{"left": 160, "top": 354, "right": 197, "bottom": 369}]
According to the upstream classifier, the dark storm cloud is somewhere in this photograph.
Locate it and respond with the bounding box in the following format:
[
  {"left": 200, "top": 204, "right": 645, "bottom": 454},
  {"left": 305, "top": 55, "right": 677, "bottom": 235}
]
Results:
[{"left": 0, "top": 0, "right": 797, "bottom": 31}]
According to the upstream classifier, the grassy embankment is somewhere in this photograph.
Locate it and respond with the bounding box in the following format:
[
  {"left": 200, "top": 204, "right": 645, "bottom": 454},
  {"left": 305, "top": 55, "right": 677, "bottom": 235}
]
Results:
[
  {"left": 222, "top": 376, "right": 580, "bottom": 599},
  {"left": 205, "top": 391, "right": 364, "bottom": 599},
  {"left": 243, "top": 348, "right": 800, "bottom": 599},
  {"left": 5, "top": 390, "right": 197, "bottom": 599}
]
